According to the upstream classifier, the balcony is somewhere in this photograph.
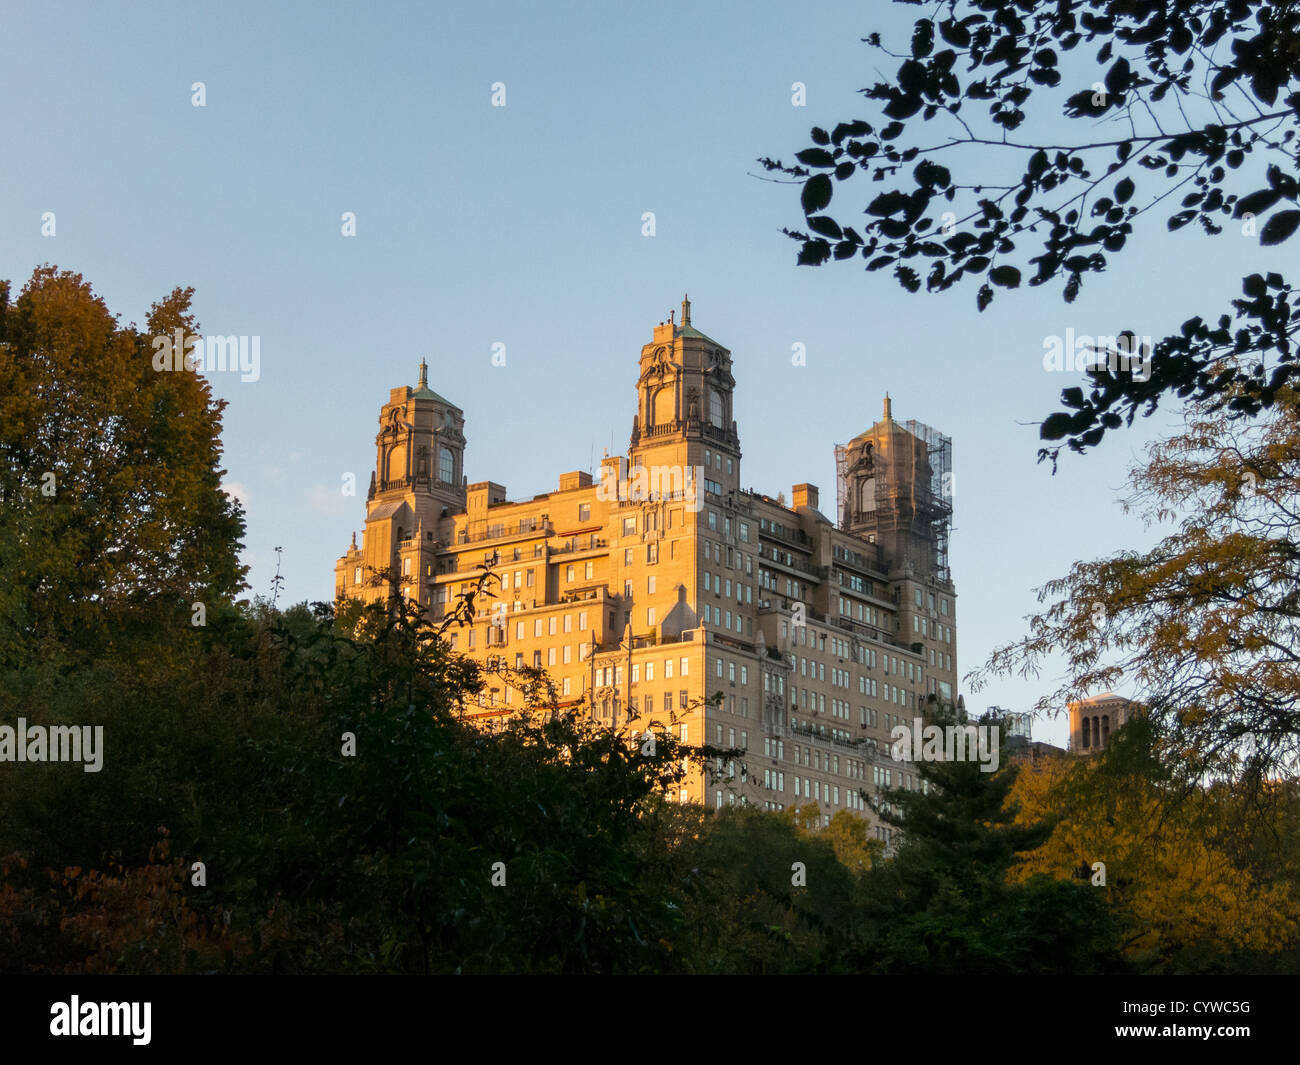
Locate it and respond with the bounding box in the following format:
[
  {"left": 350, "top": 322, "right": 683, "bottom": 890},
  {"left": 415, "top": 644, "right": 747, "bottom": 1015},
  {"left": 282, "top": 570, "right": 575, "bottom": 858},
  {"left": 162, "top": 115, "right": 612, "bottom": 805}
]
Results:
[
  {"left": 456, "top": 519, "right": 552, "bottom": 546},
  {"left": 550, "top": 535, "right": 607, "bottom": 556},
  {"left": 628, "top": 628, "right": 703, "bottom": 650},
  {"left": 787, "top": 720, "right": 865, "bottom": 750},
  {"left": 755, "top": 543, "right": 820, "bottom": 578}
]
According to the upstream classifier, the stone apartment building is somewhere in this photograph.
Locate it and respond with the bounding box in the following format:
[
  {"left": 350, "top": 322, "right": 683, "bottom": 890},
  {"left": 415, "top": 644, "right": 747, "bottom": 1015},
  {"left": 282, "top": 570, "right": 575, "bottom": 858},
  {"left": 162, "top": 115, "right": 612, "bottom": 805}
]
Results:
[{"left": 335, "top": 298, "right": 957, "bottom": 838}]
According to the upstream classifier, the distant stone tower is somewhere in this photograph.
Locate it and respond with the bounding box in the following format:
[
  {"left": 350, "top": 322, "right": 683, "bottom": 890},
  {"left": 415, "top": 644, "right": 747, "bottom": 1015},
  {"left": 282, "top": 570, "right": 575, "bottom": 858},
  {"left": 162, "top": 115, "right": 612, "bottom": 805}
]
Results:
[
  {"left": 336, "top": 360, "right": 466, "bottom": 603},
  {"left": 837, "top": 395, "right": 951, "bottom": 583},
  {"left": 628, "top": 294, "right": 741, "bottom": 489},
  {"left": 1068, "top": 693, "right": 1134, "bottom": 753}
]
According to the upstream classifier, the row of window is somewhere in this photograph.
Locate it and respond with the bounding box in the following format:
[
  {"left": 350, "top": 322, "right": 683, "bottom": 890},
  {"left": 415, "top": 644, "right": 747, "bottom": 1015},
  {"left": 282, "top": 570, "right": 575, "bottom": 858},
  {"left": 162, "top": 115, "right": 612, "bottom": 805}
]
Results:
[
  {"left": 624, "top": 691, "right": 690, "bottom": 713},
  {"left": 711, "top": 725, "right": 749, "bottom": 749},
  {"left": 595, "top": 656, "right": 691, "bottom": 687},
  {"left": 913, "top": 587, "right": 951, "bottom": 616},
  {"left": 700, "top": 602, "right": 748, "bottom": 634},
  {"left": 704, "top": 508, "right": 751, "bottom": 544},
  {"left": 913, "top": 614, "right": 954, "bottom": 646},
  {"left": 834, "top": 594, "right": 888, "bottom": 627},
  {"left": 702, "top": 449, "right": 737, "bottom": 483},
  {"left": 703, "top": 537, "right": 750, "bottom": 573},
  {"left": 449, "top": 609, "right": 592, "bottom": 651},
  {"left": 702, "top": 571, "right": 751, "bottom": 603}
]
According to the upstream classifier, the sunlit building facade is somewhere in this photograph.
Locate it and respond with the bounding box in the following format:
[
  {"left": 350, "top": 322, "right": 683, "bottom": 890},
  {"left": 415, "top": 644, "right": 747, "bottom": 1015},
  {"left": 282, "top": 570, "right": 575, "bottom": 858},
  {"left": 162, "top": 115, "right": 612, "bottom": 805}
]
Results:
[{"left": 336, "top": 299, "right": 958, "bottom": 833}]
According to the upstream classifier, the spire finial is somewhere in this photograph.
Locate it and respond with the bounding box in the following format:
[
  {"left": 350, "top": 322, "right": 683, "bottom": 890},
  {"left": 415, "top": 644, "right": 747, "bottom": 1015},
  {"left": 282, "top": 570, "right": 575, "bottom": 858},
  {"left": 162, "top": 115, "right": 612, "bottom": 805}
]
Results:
[
  {"left": 883, "top": 393, "right": 892, "bottom": 421},
  {"left": 418, "top": 358, "right": 429, "bottom": 389},
  {"left": 681, "top": 293, "right": 691, "bottom": 326}
]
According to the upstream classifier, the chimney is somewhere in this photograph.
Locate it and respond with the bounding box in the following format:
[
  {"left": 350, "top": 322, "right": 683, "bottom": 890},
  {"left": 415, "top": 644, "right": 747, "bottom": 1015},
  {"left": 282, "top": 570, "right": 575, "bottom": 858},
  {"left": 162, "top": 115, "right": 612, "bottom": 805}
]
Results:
[{"left": 792, "top": 483, "right": 819, "bottom": 511}]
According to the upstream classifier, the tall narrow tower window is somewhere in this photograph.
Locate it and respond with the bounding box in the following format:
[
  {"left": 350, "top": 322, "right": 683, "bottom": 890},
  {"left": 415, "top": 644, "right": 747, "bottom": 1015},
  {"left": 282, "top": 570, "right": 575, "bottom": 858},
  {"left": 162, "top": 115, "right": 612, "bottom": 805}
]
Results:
[
  {"left": 710, "top": 391, "right": 723, "bottom": 427},
  {"left": 439, "top": 446, "right": 454, "bottom": 483}
]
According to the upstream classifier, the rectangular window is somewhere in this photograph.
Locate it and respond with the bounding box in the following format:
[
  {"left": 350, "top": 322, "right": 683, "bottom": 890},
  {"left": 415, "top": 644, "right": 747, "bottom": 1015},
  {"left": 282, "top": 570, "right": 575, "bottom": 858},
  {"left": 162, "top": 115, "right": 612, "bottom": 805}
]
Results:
[
  {"left": 679, "top": 689, "right": 688, "bottom": 709},
  {"left": 647, "top": 607, "right": 656, "bottom": 626},
  {"left": 623, "top": 517, "right": 636, "bottom": 535},
  {"left": 584, "top": 562, "right": 594, "bottom": 579},
  {"left": 566, "top": 565, "right": 575, "bottom": 582},
  {"left": 646, "top": 662, "right": 655, "bottom": 681},
  {"left": 648, "top": 575, "right": 656, "bottom": 594}
]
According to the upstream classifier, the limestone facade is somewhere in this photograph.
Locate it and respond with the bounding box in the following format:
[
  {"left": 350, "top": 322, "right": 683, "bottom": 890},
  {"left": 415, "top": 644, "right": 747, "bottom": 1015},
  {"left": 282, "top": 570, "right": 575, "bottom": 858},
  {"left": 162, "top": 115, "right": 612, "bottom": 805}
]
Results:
[{"left": 336, "top": 299, "right": 958, "bottom": 837}]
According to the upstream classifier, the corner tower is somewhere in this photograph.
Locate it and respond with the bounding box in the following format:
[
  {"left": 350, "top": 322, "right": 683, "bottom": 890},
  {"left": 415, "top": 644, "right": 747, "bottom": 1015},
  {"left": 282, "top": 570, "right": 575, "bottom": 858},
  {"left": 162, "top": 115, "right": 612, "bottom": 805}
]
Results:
[
  {"left": 336, "top": 360, "right": 466, "bottom": 603},
  {"left": 370, "top": 358, "right": 467, "bottom": 515},
  {"left": 629, "top": 296, "right": 741, "bottom": 493},
  {"left": 838, "top": 395, "right": 952, "bottom": 583}
]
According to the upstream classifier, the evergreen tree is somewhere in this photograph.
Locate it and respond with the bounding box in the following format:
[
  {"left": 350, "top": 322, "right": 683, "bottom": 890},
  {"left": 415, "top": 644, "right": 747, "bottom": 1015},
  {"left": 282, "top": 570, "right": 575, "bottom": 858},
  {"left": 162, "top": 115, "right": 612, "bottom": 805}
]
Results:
[{"left": 854, "top": 716, "right": 1127, "bottom": 973}]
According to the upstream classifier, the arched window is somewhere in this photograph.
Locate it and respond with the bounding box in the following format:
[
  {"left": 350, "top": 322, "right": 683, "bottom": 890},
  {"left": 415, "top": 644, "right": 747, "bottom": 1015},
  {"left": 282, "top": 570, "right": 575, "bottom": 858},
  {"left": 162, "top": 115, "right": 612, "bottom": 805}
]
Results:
[
  {"left": 860, "top": 477, "right": 876, "bottom": 513},
  {"left": 439, "top": 446, "right": 454, "bottom": 483},
  {"left": 710, "top": 390, "right": 723, "bottom": 427},
  {"left": 652, "top": 387, "right": 674, "bottom": 426}
]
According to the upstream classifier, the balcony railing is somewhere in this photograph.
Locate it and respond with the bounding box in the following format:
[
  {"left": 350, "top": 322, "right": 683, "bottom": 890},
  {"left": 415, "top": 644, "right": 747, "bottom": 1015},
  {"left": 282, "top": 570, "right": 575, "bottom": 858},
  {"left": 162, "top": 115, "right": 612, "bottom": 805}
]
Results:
[
  {"left": 549, "top": 536, "right": 607, "bottom": 555},
  {"left": 456, "top": 519, "right": 552, "bottom": 546}
]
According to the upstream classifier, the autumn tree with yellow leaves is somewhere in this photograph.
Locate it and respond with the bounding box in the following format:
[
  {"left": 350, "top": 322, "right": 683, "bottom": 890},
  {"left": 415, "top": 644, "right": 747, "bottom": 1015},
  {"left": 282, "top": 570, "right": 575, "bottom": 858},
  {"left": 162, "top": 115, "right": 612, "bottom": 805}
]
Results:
[
  {"left": 975, "top": 379, "right": 1300, "bottom": 791},
  {"left": 1004, "top": 720, "right": 1300, "bottom": 972}
]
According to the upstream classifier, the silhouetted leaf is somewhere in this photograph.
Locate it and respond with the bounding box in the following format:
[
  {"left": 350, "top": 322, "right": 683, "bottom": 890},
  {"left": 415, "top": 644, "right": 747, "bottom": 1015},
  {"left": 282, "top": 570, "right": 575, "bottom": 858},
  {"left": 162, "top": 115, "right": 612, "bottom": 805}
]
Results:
[
  {"left": 1260, "top": 210, "right": 1300, "bottom": 246},
  {"left": 801, "top": 174, "right": 833, "bottom": 214}
]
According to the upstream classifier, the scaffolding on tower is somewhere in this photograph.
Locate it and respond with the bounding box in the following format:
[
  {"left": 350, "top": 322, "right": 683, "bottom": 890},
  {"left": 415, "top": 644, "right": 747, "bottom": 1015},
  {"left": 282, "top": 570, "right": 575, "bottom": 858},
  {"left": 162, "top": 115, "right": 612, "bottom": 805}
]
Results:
[
  {"left": 833, "top": 419, "right": 953, "bottom": 584},
  {"left": 898, "top": 419, "right": 952, "bottom": 584}
]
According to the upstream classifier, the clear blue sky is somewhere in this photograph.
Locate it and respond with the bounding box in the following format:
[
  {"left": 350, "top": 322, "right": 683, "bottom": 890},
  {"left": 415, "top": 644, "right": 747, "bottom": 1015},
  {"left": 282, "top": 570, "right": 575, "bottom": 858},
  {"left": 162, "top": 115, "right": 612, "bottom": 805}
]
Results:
[{"left": 2, "top": 1, "right": 1283, "bottom": 747}]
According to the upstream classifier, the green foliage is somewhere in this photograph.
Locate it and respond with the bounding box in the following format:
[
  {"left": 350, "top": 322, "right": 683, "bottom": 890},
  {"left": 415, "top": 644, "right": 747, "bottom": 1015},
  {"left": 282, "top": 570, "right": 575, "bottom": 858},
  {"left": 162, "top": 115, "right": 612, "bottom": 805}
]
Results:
[
  {"left": 759, "top": 1, "right": 1300, "bottom": 464},
  {"left": 668, "top": 804, "right": 861, "bottom": 973},
  {"left": 0, "top": 267, "right": 246, "bottom": 668},
  {"left": 853, "top": 728, "right": 1129, "bottom": 973},
  {"left": 3, "top": 265, "right": 1289, "bottom": 973}
]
